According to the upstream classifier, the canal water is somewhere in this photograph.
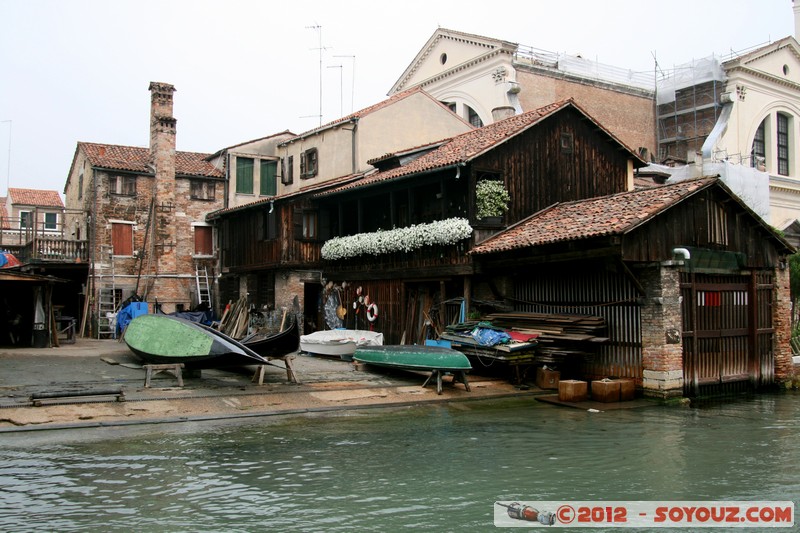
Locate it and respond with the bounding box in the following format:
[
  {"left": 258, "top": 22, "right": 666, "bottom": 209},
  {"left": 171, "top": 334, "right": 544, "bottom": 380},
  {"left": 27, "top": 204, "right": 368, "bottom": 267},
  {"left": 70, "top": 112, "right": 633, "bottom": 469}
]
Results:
[{"left": 1, "top": 392, "right": 798, "bottom": 532}]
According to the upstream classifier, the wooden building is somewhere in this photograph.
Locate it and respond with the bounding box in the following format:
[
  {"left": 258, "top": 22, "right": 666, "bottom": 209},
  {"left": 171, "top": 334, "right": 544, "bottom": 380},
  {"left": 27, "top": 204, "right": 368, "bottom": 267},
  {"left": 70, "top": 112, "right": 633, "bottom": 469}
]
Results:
[{"left": 212, "top": 98, "right": 794, "bottom": 397}]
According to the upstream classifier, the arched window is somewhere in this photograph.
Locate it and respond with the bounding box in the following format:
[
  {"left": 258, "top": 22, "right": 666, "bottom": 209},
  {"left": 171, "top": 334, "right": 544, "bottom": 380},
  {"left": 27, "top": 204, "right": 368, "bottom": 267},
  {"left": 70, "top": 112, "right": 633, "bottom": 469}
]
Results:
[
  {"left": 751, "top": 119, "right": 765, "bottom": 169},
  {"left": 466, "top": 105, "right": 483, "bottom": 128},
  {"left": 777, "top": 113, "right": 790, "bottom": 176}
]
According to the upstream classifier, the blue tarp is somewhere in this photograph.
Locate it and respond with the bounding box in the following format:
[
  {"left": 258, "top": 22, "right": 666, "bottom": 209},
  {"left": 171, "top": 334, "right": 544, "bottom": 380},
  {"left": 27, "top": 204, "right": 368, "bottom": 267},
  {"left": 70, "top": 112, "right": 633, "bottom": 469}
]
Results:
[
  {"left": 116, "top": 302, "right": 148, "bottom": 335},
  {"left": 471, "top": 326, "right": 511, "bottom": 346}
]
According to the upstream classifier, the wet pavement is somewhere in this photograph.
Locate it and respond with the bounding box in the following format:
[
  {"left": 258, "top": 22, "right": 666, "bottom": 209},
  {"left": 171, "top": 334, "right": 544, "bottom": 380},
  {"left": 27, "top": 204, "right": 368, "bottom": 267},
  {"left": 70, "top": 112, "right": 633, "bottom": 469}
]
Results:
[{"left": 0, "top": 338, "right": 535, "bottom": 431}]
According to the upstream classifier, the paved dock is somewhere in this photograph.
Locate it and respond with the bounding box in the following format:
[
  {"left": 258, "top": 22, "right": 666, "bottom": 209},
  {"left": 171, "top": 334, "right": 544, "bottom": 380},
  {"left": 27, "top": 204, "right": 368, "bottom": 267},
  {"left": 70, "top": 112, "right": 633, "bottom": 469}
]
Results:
[{"left": 0, "top": 338, "right": 536, "bottom": 432}]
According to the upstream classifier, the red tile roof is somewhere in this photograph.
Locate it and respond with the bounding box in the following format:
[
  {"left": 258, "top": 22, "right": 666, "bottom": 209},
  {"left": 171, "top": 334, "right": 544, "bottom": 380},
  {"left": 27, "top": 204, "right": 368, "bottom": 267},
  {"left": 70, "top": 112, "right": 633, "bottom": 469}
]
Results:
[
  {"left": 471, "top": 178, "right": 717, "bottom": 255},
  {"left": 7, "top": 188, "right": 64, "bottom": 208},
  {"left": 79, "top": 142, "right": 224, "bottom": 178},
  {"left": 317, "top": 99, "right": 642, "bottom": 197}
]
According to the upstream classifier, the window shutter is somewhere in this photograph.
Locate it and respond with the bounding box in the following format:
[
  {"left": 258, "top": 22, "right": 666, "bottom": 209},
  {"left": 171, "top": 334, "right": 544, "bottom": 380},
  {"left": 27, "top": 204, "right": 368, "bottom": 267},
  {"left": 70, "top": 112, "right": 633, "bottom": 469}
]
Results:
[
  {"left": 112, "top": 223, "right": 133, "bottom": 256},
  {"left": 194, "top": 226, "right": 213, "bottom": 255},
  {"left": 300, "top": 151, "right": 306, "bottom": 177}
]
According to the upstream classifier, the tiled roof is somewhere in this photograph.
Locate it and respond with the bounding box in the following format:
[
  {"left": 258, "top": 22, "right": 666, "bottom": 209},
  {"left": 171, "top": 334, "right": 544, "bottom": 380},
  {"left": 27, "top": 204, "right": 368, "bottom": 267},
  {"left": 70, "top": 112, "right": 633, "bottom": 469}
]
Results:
[
  {"left": 206, "top": 172, "right": 365, "bottom": 220},
  {"left": 7, "top": 188, "right": 64, "bottom": 208},
  {"left": 471, "top": 178, "right": 717, "bottom": 255},
  {"left": 79, "top": 142, "right": 224, "bottom": 178},
  {"left": 317, "top": 99, "right": 641, "bottom": 197}
]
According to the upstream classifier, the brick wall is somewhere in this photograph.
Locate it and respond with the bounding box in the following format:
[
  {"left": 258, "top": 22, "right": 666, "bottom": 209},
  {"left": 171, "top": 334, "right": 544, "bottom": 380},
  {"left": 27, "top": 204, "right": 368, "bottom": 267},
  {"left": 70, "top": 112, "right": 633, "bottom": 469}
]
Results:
[
  {"left": 773, "top": 266, "right": 793, "bottom": 382},
  {"left": 639, "top": 265, "right": 684, "bottom": 398},
  {"left": 517, "top": 70, "right": 655, "bottom": 159}
]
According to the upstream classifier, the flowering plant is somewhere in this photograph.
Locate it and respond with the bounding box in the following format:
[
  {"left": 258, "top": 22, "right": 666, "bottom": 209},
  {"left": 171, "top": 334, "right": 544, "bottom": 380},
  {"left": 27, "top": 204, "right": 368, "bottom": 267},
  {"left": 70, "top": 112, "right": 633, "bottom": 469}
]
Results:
[
  {"left": 475, "top": 179, "right": 510, "bottom": 219},
  {"left": 321, "top": 217, "right": 473, "bottom": 260}
]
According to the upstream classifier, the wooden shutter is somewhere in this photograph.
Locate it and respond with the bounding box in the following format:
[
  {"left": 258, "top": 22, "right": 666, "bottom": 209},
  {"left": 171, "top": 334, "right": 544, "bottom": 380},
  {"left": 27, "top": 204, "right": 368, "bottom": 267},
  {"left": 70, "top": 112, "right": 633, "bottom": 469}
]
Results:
[
  {"left": 112, "top": 223, "right": 133, "bottom": 256},
  {"left": 194, "top": 226, "right": 213, "bottom": 255}
]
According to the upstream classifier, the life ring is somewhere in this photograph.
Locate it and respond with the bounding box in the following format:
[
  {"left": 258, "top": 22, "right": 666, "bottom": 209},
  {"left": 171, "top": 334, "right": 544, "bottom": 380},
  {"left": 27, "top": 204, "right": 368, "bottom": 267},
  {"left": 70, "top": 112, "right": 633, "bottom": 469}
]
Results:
[{"left": 366, "top": 303, "right": 379, "bottom": 322}]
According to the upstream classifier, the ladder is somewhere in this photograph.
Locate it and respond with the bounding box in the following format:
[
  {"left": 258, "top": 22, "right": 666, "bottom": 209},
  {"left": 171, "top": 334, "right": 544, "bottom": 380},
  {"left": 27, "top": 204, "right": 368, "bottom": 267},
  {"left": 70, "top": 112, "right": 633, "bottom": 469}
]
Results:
[
  {"left": 195, "top": 263, "right": 212, "bottom": 309},
  {"left": 97, "top": 287, "right": 117, "bottom": 339},
  {"left": 97, "top": 246, "right": 117, "bottom": 338}
]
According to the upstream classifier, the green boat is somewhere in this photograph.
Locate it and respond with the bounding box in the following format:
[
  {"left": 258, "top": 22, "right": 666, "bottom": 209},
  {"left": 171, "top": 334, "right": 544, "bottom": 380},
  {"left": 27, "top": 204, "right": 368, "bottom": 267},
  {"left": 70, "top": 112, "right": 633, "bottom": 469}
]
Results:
[
  {"left": 124, "top": 314, "right": 270, "bottom": 369},
  {"left": 353, "top": 345, "right": 471, "bottom": 394}
]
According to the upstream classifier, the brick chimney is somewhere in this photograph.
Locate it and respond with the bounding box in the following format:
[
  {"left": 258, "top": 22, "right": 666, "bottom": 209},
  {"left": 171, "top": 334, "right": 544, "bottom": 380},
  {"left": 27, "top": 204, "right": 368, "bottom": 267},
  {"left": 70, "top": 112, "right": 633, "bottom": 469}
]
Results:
[{"left": 148, "top": 81, "right": 177, "bottom": 275}]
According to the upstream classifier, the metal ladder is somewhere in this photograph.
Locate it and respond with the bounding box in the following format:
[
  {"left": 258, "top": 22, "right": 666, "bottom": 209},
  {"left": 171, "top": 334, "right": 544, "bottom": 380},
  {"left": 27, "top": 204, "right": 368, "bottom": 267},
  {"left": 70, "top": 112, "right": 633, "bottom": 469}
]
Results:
[
  {"left": 97, "top": 246, "right": 117, "bottom": 338},
  {"left": 195, "top": 263, "right": 212, "bottom": 309},
  {"left": 97, "top": 287, "right": 117, "bottom": 338}
]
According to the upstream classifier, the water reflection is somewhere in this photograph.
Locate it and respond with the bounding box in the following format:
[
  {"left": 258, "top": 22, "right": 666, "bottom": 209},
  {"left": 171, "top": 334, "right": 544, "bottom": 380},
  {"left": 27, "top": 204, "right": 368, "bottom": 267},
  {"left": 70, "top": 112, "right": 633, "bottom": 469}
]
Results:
[{"left": 1, "top": 393, "right": 798, "bottom": 531}]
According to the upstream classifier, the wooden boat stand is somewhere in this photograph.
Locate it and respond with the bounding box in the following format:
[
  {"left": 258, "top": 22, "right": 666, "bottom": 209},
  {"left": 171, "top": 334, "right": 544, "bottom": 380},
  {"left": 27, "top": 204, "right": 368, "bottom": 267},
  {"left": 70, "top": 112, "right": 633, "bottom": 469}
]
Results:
[
  {"left": 422, "top": 369, "right": 471, "bottom": 395},
  {"left": 143, "top": 364, "right": 184, "bottom": 388},
  {"left": 252, "top": 354, "right": 298, "bottom": 385}
]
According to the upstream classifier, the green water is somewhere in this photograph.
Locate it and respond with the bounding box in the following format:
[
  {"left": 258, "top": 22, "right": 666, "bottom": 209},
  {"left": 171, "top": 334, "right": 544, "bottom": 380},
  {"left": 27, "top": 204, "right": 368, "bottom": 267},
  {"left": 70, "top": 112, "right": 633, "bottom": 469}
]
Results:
[{"left": 1, "top": 393, "right": 798, "bottom": 532}]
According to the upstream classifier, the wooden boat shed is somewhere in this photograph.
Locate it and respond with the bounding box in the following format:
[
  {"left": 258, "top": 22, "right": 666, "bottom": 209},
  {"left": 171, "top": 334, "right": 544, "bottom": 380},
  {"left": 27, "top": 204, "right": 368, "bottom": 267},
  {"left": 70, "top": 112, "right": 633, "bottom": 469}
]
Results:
[{"left": 470, "top": 178, "right": 795, "bottom": 398}]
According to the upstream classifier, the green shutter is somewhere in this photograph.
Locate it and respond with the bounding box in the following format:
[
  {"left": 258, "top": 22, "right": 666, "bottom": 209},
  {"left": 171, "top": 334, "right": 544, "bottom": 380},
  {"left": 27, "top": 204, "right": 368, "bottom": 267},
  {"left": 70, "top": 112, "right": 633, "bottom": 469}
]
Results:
[
  {"left": 236, "top": 157, "right": 254, "bottom": 194},
  {"left": 260, "top": 160, "right": 277, "bottom": 196}
]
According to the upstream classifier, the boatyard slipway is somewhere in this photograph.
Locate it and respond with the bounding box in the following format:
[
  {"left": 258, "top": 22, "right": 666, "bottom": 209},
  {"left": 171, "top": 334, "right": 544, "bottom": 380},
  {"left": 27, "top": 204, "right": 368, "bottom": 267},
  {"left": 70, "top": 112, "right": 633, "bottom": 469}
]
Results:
[{"left": 0, "top": 339, "right": 537, "bottom": 431}]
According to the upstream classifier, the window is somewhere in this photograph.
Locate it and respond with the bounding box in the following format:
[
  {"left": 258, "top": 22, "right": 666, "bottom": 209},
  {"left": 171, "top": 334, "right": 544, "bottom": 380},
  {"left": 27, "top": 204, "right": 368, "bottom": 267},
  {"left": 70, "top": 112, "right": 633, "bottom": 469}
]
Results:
[
  {"left": 281, "top": 156, "right": 294, "bottom": 185},
  {"left": 293, "top": 209, "right": 318, "bottom": 240},
  {"left": 236, "top": 157, "right": 254, "bottom": 194},
  {"left": 560, "top": 132, "right": 574, "bottom": 154},
  {"left": 194, "top": 225, "right": 213, "bottom": 256},
  {"left": 191, "top": 180, "right": 216, "bottom": 200},
  {"left": 303, "top": 211, "right": 317, "bottom": 239},
  {"left": 44, "top": 212, "right": 57, "bottom": 230},
  {"left": 708, "top": 202, "right": 728, "bottom": 246},
  {"left": 778, "top": 113, "right": 789, "bottom": 176},
  {"left": 442, "top": 101, "right": 456, "bottom": 113},
  {"left": 111, "top": 222, "right": 133, "bottom": 256},
  {"left": 19, "top": 211, "right": 31, "bottom": 229},
  {"left": 752, "top": 119, "right": 765, "bottom": 168},
  {"left": 467, "top": 105, "right": 483, "bottom": 128},
  {"left": 260, "top": 160, "right": 278, "bottom": 196},
  {"left": 300, "top": 148, "right": 318, "bottom": 179},
  {"left": 109, "top": 175, "right": 136, "bottom": 196},
  {"left": 78, "top": 169, "right": 84, "bottom": 200}
]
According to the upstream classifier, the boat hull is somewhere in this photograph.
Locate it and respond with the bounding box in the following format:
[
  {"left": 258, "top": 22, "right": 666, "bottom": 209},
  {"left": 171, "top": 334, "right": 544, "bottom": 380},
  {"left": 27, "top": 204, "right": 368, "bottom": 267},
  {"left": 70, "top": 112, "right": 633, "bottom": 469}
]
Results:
[
  {"left": 124, "top": 314, "right": 269, "bottom": 368},
  {"left": 353, "top": 345, "right": 471, "bottom": 372},
  {"left": 300, "top": 329, "right": 383, "bottom": 359},
  {"left": 241, "top": 317, "right": 300, "bottom": 358}
]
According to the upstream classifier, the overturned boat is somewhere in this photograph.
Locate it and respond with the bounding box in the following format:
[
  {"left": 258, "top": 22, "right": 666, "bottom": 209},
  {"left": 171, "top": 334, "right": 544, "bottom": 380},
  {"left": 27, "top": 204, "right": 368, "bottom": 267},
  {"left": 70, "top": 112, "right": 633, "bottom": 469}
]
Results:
[
  {"left": 300, "top": 329, "right": 383, "bottom": 360},
  {"left": 124, "top": 314, "right": 270, "bottom": 369},
  {"left": 353, "top": 344, "right": 472, "bottom": 394}
]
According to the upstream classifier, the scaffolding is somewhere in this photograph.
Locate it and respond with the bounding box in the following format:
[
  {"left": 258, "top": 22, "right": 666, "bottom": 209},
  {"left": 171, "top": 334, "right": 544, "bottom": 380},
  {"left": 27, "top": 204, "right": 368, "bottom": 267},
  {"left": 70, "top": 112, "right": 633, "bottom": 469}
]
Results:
[{"left": 656, "top": 55, "right": 727, "bottom": 162}]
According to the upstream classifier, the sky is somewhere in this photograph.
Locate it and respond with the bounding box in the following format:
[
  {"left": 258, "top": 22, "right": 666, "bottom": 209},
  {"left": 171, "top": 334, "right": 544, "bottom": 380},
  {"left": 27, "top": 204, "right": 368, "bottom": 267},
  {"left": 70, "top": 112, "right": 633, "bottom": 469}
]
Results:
[{"left": 0, "top": 0, "right": 794, "bottom": 198}]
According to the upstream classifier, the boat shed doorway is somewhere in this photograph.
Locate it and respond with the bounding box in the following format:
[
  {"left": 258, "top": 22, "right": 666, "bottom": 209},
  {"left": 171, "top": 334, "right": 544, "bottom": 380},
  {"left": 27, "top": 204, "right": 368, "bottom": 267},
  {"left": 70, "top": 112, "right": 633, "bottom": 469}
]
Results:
[{"left": 680, "top": 270, "right": 774, "bottom": 397}]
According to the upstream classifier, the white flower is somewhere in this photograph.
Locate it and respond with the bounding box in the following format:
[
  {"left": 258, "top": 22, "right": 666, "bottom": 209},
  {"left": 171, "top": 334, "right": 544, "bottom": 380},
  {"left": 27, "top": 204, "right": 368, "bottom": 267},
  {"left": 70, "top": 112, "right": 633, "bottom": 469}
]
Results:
[
  {"left": 321, "top": 217, "right": 473, "bottom": 260},
  {"left": 475, "top": 179, "right": 510, "bottom": 219}
]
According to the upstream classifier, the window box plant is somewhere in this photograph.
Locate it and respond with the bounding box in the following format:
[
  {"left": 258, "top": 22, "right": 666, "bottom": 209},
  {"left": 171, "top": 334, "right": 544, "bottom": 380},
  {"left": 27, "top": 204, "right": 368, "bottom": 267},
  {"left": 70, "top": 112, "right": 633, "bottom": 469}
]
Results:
[{"left": 475, "top": 179, "right": 510, "bottom": 221}]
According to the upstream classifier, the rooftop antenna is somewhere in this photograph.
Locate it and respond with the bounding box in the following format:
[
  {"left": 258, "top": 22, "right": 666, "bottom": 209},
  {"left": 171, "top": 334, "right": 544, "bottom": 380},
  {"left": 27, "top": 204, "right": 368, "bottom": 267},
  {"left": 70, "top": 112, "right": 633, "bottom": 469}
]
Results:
[
  {"left": 334, "top": 55, "right": 356, "bottom": 114},
  {"left": 306, "top": 24, "right": 329, "bottom": 127},
  {"left": 327, "top": 64, "right": 343, "bottom": 117}
]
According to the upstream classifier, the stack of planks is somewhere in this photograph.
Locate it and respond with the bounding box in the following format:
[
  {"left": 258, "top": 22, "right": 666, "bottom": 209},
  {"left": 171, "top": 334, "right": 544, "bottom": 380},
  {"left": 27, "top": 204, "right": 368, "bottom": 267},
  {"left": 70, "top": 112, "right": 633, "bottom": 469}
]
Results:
[
  {"left": 216, "top": 298, "right": 251, "bottom": 339},
  {"left": 485, "top": 312, "right": 608, "bottom": 364}
]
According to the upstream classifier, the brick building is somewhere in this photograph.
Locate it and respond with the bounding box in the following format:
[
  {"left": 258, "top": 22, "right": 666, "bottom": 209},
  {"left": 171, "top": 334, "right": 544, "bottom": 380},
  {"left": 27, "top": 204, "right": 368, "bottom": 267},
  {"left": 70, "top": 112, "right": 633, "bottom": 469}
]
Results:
[{"left": 63, "top": 82, "right": 225, "bottom": 336}]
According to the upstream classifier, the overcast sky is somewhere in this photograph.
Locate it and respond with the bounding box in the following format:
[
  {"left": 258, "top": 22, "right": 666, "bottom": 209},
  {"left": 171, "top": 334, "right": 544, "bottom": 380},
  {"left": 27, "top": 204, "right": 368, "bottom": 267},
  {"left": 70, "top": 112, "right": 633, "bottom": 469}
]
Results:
[{"left": 0, "top": 0, "right": 794, "bottom": 197}]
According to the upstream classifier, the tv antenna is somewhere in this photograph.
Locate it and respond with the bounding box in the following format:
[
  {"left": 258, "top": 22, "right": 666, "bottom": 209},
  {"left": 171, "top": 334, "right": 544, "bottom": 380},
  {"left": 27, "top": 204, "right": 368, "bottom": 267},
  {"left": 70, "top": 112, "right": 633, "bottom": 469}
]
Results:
[
  {"left": 327, "top": 64, "right": 343, "bottom": 117},
  {"left": 306, "top": 24, "right": 330, "bottom": 126},
  {"left": 334, "top": 55, "right": 356, "bottom": 114}
]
